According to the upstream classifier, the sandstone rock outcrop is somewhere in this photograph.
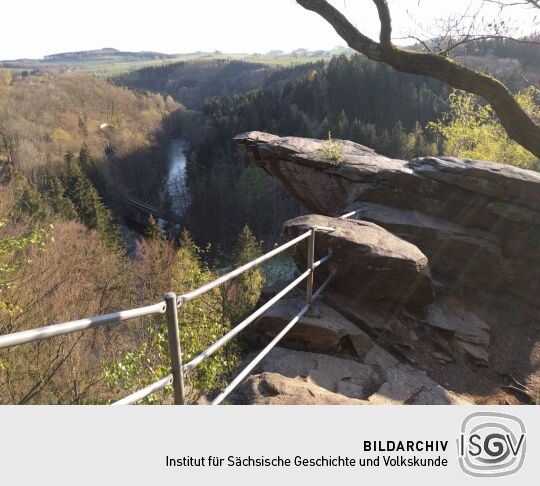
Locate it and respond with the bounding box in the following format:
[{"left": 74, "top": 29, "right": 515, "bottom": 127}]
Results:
[
  {"left": 343, "top": 202, "right": 504, "bottom": 291},
  {"left": 253, "top": 296, "right": 371, "bottom": 354},
  {"left": 233, "top": 131, "right": 540, "bottom": 405},
  {"left": 234, "top": 297, "right": 470, "bottom": 405},
  {"left": 235, "top": 131, "right": 540, "bottom": 305},
  {"left": 282, "top": 214, "right": 433, "bottom": 309},
  {"left": 231, "top": 343, "right": 469, "bottom": 405},
  {"left": 231, "top": 372, "right": 370, "bottom": 405}
]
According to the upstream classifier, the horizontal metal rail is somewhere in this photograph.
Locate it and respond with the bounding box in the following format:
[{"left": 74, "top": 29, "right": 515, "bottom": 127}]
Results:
[
  {"left": 116, "top": 253, "right": 332, "bottom": 404},
  {"left": 113, "top": 374, "right": 173, "bottom": 406},
  {"left": 312, "top": 253, "right": 332, "bottom": 269},
  {"left": 0, "top": 221, "right": 344, "bottom": 405},
  {"left": 179, "top": 230, "right": 311, "bottom": 305},
  {"left": 0, "top": 232, "right": 312, "bottom": 352},
  {"left": 339, "top": 208, "right": 363, "bottom": 219},
  {"left": 212, "top": 272, "right": 334, "bottom": 405},
  {"left": 0, "top": 302, "right": 166, "bottom": 350},
  {"left": 184, "top": 268, "right": 310, "bottom": 373},
  {"left": 310, "top": 225, "right": 336, "bottom": 232},
  {"left": 184, "top": 253, "right": 331, "bottom": 374}
]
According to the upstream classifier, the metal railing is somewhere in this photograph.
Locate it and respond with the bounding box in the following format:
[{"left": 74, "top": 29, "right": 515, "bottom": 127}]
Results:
[{"left": 0, "top": 222, "right": 342, "bottom": 405}]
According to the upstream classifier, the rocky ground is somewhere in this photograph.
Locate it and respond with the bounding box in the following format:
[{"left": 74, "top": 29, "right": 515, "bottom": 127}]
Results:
[{"left": 228, "top": 131, "right": 540, "bottom": 405}]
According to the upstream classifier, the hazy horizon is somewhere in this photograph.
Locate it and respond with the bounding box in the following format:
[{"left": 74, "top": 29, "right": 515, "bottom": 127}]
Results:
[
  {"left": 2, "top": 45, "right": 351, "bottom": 62},
  {"left": 1, "top": 0, "right": 537, "bottom": 60}
]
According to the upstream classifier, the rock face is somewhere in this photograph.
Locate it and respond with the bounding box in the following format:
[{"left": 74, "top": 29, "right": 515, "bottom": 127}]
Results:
[
  {"left": 231, "top": 342, "right": 469, "bottom": 405},
  {"left": 233, "top": 131, "right": 540, "bottom": 405},
  {"left": 232, "top": 292, "right": 471, "bottom": 405},
  {"left": 234, "top": 131, "right": 405, "bottom": 216},
  {"left": 235, "top": 131, "right": 540, "bottom": 306},
  {"left": 253, "top": 296, "right": 371, "bottom": 354},
  {"left": 245, "top": 347, "right": 381, "bottom": 400},
  {"left": 231, "top": 372, "right": 370, "bottom": 405},
  {"left": 345, "top": 202, "right": 504, "bottom": 291},
  {"left": 282, "top": 214, "right": 433, "bottom": 309}
]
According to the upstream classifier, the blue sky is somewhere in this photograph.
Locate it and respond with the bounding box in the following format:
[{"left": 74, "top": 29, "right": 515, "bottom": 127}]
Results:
[{"left": 1, "top": 0, "right": 536, "bottom": 59}]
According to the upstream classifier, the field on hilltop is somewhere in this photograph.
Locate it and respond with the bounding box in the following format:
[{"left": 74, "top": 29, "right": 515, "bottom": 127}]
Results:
[{"left": 0, "top": 48, "right": 340, "bottom": 77}]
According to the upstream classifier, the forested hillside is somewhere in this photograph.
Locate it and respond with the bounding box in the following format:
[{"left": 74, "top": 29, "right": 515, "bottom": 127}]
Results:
[
  {"left": 180, "top": 55, "right": 448, "bottom": 249},
  {"left": 115, "top": 59, "right": 319, "bottom": 110},
  {"left": 120, "top": 49, "right": 537, "bottom": 252},
  {"left": 456, "top": 38, "right": 540, "bottom": 87},
  {"left": 0, "top": 69, "right": 262, "bottom": 403}
]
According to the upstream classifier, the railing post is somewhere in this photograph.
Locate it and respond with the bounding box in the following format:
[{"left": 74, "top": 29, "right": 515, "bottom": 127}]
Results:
[
  {"left": 164, "top": 292, "right": 185, "bottom": 405},
  {"left": 306, "top": 227, "right": 316, "bottom": 307}
]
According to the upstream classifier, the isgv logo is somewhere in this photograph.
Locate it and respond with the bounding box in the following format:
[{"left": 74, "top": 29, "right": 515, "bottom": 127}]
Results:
[{"left": 457, "top": 412, "right": 526, "bottom": 477}]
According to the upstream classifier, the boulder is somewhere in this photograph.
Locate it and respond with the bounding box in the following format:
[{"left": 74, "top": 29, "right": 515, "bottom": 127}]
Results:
[
  {"left": 379, "top": 368, "right": 467, "bottom": 403},
  {"left": 407, "top": 156, "right": 540, "bottom": 214},
  {"left": 253, "top": 296, "right": 372, "bottom": 355},
  {"left": 230, "top": 372, "right": 369, "bottom": 405},
  {"left": 282, "top": 214, "right": 434, "bottom": 309},
  {"left": 453, "top": 339, "right": 489, "bottom": 367},
  {"left": 363, "top": 346, "right": 470, "bottom": 405},
  {"left": 234, "top": 131, "right": 405, "bottom": 216},
  {"left": 344, "top": 202, "right": 504, "bottom": 290},
  {"left": 425, "top": 298, "right": 490, "bottom": 346},
  {"left": 248, "top": 347, "right": 382, "bottom": 400},
  {"left": 231, "top": 346, "right": 470, "bottom": 405},
  {"left": 423, "top": 296, "right": 492, "bottom": 365}
]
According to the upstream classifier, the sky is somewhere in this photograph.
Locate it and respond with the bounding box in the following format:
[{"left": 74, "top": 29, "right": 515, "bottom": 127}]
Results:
[{"left": 0, "top": 0, "right": 537, "bottom": 59}]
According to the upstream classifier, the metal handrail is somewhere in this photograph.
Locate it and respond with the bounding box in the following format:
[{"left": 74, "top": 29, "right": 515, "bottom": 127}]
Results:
[
  {"left": 179, "top": 230, "right": 312, "bottom": 305},
  {"left": 0, "top": 221, "right": 341, "bottom": 405},
  {"left": 339, "top": 208, "right": 363, "bottom": 219},
  {"left": 0, "top": 302, "right": 167, "bottom": 350},
  {"left": 184, "top": 268, "right": 309, "bottom": 374},
  {"left": 212, "top": 272, "right": 334, "bottom": 405},
  {"left": 183, "top": 253, "right": 331, "bottom": 375},
  {"left": 0, "top": 232, "right": 312, "bottom": 352},
  {"left": 112, "top": 374, "right": 173, "bottom": 406}
]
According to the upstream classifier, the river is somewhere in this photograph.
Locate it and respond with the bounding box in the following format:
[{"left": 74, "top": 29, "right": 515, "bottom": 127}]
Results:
[
  {"left": 166, "top": 138, "right": 190, "bottom": 217},
  {"left": 118, "top": 137, "right": 189, "bottom": 253}
]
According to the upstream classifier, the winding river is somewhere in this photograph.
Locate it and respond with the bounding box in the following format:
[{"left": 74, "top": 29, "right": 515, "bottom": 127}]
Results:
[{"left": 166, "top": 138, "right": 190, "bottom": 217}]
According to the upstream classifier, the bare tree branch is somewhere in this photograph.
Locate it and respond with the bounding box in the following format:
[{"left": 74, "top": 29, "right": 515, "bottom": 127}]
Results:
[
  {"left": 484, "top": 0, "right": 539, "bottom": 8},
  {"left": 296, "top": 0, "right": 540, "bottom": 159},
  {"left": 400, "top": 0, "right": 538, "bottom": 55},
  {"left": 439, "top": 34, "right": 540, "bottom": 55}
]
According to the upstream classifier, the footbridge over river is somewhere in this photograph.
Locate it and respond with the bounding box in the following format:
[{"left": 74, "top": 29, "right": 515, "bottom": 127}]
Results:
[{"left": 117, "top": 192, "right": 182, "bottom": 224}]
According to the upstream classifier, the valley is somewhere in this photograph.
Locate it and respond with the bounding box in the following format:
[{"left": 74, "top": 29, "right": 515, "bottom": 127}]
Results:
[{"left": 1, "top": 33, "right": 539, "bottom": 404}]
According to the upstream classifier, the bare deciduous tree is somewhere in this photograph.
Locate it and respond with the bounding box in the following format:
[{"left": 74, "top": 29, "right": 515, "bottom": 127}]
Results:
[
  {"left": 296, "top": 0, "right": 540, "bottom": 159},
  {"left": 485, "top": 0, "right": 539, "bottom": 8}
]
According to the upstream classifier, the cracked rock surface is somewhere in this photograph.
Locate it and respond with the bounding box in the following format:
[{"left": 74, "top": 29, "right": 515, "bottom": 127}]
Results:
[{"left": 231, "top": 131, "right": 540, "bottom": 405}]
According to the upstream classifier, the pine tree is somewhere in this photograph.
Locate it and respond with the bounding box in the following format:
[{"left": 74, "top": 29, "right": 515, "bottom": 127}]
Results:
[
  {"left": 45, "top": 174, "right": 77, "bottom": 221},
  {"left": 145, "top": 215, "right": 164, "bottom": 240},
  {"left": 78, "top": 144, "right": 96, "bottom": 180},
  {"left": 14, "top": 176, "right": 45, "bottom": 220},
  {"left": 389, "top": 121, "right": 407, "bottom": 158},
  {"left": 377, "top": 129, "right": 391, "bottom": 155},
  {"left": 223, "top": 225, "right": 264, "bottom": 323},
  {"left": 63, "top": 149, "right": 120, "bottom": 249},
  {"left": 86, "top": 187, "right": 121, "bottom": 250},
  {"left": 336, "top": 110, "right": 350, "bottom": 139},
  {"left": 179, "top": 228, "right": 196, "bottom": 253}
]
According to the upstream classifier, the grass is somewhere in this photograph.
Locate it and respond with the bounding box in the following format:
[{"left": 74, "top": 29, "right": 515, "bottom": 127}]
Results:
[
  {"left": 71, "top": 54, "right": 329, "bottom": 76},
  {"left": 2, "top": 53, "right": 332, "bottom": 77}
]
